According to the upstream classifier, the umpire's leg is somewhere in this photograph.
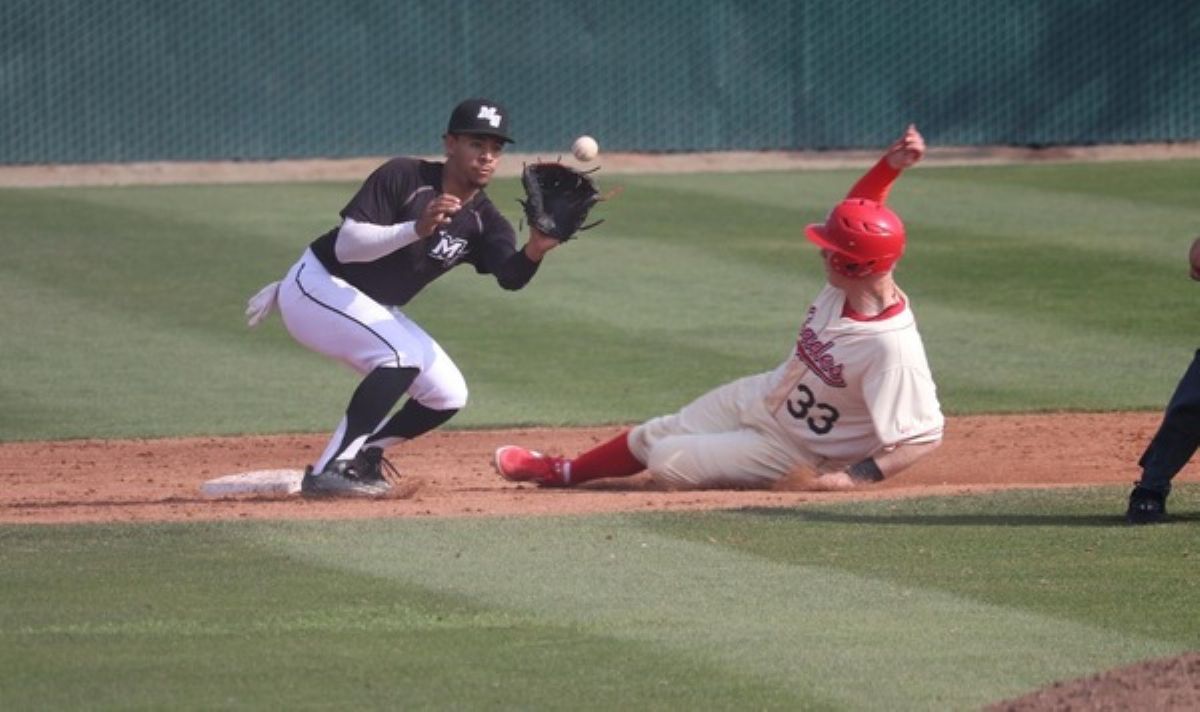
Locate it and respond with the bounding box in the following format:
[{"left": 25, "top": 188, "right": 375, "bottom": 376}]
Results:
[{"left": 1137, "top": 349, "right": 1200, "bottom": 495}]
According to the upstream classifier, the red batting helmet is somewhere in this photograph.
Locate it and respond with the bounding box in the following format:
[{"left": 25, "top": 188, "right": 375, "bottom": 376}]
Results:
[{"left": 804, "top": 198, "right": 906, "bottom": 278}]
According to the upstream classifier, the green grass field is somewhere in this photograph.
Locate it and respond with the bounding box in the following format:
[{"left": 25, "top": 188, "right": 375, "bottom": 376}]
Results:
[
  {"left": 2, "top": 490, "right": 1198, "bottom": 710},
  {"left": 2, "top": 160, "right": 1199, "bottom": 709},
  {"left": 2, "top": 160, "right": 1198, "bottom": 440}
]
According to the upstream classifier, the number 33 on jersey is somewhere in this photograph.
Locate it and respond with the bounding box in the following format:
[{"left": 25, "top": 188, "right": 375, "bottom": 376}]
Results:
[{"left": 763, "top": 284, "right": 943, "bottom": 464}]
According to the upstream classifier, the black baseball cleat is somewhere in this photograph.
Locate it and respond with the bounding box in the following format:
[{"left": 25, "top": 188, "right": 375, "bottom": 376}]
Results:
[
  {"left": 353, "top": 447, "right": 402, "bottom": 485},
  {"left": 1125, "top": 486, "right": 1167, "bottom": 525},
  {"left": 300, "top": 459, "right": 391, "bottom": 498}
]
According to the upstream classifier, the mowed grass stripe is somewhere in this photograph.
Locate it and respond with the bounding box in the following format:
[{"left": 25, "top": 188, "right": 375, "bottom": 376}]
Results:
[
  {"left": 909, "top": 170, "right": 1200, "bottom": 255},
  {"left": 408, "top": 230, "right": 815, "bottom": 364},
  {"left": 409, "top": 230, "right": 821, "bottom": 424},
  {"left": 3, "top": 161, "right": 1200, "bottom": 439},
  {"left": 0, "top": 523, "right": 812, "bottom": 710},
  {"left": 913, "top": 296, "right": 1185, "bottom": 411},
  {"left": 0, "top": 273, "right": 337, "bottom": 439},
  {"left": 261, "top": 515, "right": 1178, "bottom": 710}
]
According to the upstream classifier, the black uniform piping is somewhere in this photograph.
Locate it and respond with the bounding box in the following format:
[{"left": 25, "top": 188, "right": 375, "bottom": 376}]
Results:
[{"left": 292, "top": 262, "right": 403, "bottom": 368}]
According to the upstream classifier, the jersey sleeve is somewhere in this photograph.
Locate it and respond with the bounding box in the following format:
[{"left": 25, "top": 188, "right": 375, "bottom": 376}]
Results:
[
  {"left": 339, "top": 158, "right": 414, "bottom": 225},
  {"left": 474, "top": 201, "right": 539, "bottom": 289},
  {"left": 845, "top": 157, "right": 901, "bottom": 203},
  {"left": 862, "top": 364, "right": 944, "bottom": 447}
]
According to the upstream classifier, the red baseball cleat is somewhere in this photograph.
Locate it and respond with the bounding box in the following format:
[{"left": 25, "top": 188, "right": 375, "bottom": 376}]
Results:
[{"left": 493, "top": 446, "right": 568, "bottom": 487}]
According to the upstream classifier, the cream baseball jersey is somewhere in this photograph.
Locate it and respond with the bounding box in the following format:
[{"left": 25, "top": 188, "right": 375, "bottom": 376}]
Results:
[{"left": 764, "top": 284, "right": 943, "bottom": 468}]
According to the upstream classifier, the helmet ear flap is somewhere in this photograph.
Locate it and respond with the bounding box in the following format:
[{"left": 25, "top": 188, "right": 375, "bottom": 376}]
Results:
[{"left": 827, "top": 253, "right": 877, "bottom": 279}]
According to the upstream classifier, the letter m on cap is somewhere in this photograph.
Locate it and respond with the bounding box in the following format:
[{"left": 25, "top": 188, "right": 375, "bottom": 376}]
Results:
[{"left": 477, "top": 106, "right": 502, "bottom": 127}]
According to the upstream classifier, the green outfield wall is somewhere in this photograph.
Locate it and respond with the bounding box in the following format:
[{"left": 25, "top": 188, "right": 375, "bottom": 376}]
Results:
[{"left": 3, "top": 0, "right": 1197, "bottom": 164}]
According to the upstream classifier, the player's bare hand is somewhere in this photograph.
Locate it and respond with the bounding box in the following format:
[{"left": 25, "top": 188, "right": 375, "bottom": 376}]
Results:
[
  {"left": 416, "top": 194, "right": 462, "bottom": 237},
  {"left": 769, "top": 469, "right": 857, "bottom": 492},
  {"left": 885, "top": 124, "right": 925, "bottom": 170},
  {"left": 1189, "top": 236, "right": 1200, "bottom": 281},
  {"left": 523, "top": 226, "right": 562, "bottom": 262},
  {"left": 808, "top": 471, "right": 858, "bottom": 491}
]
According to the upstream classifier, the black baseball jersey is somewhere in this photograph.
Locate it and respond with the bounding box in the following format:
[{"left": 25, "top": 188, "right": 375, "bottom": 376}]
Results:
[{"left": 309, "top": 158, "right": 538, "bottom": 306}]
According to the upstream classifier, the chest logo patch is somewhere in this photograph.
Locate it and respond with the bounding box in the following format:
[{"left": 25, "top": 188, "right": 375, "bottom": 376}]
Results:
[
  {"left": 795, "top": 305, "right": 847, "bottom": 388},
  {"left": 428, "top": 232, "right": 469, "bottom": 266}
]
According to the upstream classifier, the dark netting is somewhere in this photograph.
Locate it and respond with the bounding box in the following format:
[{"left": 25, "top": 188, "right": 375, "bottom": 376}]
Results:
[{"left": 1, "top": 0, "right": 1196, "bottom": 164}]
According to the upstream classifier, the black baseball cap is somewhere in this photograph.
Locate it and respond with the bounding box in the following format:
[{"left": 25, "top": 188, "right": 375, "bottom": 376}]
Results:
[{"left": 446, "top": 98, "right": 514, "bottom": 143}]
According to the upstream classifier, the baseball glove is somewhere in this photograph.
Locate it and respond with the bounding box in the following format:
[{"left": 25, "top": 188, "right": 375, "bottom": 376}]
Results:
[{"left": 518, "top": 162, "right": 603, "bottom": 241}]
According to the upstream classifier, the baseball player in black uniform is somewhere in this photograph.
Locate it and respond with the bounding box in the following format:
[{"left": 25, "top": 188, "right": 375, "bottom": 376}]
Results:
[
  {"left": 1127, "top": 235, "right": 1200, "bottom": 523},
  {"left": 245, "top": 98, "right": 562, "bottom": 497}
]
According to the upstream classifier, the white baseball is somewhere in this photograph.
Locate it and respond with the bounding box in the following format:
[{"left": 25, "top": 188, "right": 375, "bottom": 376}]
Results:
[{"left": 572, "top": 135, "right": 599, "bottom": 162}]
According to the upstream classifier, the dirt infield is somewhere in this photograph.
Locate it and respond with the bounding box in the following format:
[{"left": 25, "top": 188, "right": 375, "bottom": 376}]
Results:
[
  {"left": 0, "top": 411, "right": 1176, "bottom": 524},
  {"left": 987, "top": 652, "right": 1200, "bottom": 711}
]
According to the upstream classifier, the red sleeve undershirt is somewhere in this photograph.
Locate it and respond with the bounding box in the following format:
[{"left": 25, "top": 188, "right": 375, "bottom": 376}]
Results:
[{"left": 845, "top": 157, "right": 901, "bottom": 203}]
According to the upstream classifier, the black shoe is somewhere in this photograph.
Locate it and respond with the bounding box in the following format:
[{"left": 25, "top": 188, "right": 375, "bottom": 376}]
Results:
[
  {"left": 1126, "top": 486, "right": 1167, "bottom": 525},
  {"left": 300, "top": 459, "right": 391, "bottom": 498},
  {"left": 353, "top": 447, "right": 402, "bottom": 485}
]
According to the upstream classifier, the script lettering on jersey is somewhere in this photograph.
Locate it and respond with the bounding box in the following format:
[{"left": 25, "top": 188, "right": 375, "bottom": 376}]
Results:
[
  {"left": 477, "top": 106, "right": 502, "bottom": 128},
  {"left": 428, "top": 232, "right": 469, "bottom": 266},
  {"left": 795, "top": 305, "right": 847, "bottom": 387}
]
